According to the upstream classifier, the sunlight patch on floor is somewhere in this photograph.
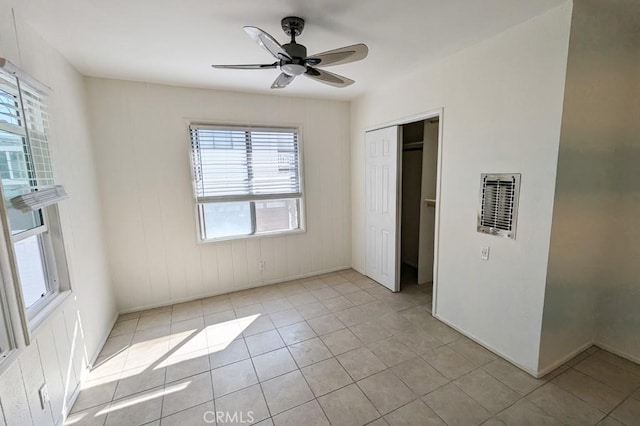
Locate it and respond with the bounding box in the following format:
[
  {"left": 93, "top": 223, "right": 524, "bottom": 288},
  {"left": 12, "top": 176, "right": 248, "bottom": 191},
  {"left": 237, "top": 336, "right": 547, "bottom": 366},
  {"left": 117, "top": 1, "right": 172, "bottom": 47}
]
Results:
[
  {"left": 84, "top": 314, "right": 260, "bottom": 384},
  {"left": 96, "top": 381, "right": 190, "bottom": 416}
]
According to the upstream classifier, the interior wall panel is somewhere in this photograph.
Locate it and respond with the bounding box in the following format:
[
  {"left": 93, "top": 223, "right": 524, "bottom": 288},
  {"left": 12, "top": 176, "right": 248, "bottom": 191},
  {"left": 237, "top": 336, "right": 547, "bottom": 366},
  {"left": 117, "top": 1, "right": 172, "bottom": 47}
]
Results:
[
  {"left": 350, "top": 3, "right": 572, "bottom": 373},
  {"left": 0, "top": 2, "right": 116, "bottom": 424},
  {"left": 85, "top": 79, "right": 352, "bottom": 312}
]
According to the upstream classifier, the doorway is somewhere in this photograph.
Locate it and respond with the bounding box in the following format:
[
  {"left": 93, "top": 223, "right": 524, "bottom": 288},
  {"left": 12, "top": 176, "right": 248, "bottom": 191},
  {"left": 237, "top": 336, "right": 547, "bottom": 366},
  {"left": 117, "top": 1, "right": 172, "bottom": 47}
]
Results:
[
  {"left": 400, "top": 118, "right": 439, "bottom": 290},
  {"left": 364, "top": 109, "right": 442, "bottom": 301}
]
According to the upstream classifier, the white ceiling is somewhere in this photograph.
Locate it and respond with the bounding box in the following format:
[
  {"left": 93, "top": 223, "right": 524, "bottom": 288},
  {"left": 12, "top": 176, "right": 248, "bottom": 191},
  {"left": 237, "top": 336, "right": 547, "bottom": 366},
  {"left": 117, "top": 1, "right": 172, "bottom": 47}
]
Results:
[{"left": 15, "top": 0, "right": 567, "bottom": 100}]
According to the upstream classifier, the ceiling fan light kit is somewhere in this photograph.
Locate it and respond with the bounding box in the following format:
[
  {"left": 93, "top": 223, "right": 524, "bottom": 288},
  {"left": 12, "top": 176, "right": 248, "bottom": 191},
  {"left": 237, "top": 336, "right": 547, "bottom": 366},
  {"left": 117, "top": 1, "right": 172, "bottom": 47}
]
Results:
[{"left": 212, "top": 16, "right": 368, "bottom": 89}]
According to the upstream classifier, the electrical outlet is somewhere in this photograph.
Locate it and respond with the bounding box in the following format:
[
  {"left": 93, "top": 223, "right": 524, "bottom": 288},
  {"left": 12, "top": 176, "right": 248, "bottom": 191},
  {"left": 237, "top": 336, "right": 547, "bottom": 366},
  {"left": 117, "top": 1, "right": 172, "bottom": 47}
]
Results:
[
  {"left": 38, "top": 384, "right": 49, "bottom": 409},
  {"left": 259, "top": 260, "right": 266, "bottom": 271},
  {"left": 480, "top": 246, "right": 490, "bottom": 261}
]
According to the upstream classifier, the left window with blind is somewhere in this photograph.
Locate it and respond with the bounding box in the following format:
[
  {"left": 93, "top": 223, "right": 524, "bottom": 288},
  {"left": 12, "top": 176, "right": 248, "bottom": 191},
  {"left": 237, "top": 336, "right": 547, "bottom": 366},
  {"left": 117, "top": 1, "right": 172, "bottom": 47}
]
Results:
[
  {"left": 0, "top": 59, "right": 68, "bottom": 352},
  {"left": 189, "top": 124, "right": 305, "bottom": 242}
]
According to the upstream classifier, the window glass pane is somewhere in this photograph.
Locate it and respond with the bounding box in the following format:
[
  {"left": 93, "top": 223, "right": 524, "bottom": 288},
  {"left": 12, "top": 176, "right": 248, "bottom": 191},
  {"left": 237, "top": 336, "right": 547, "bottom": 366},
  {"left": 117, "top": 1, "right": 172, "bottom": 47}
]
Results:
[
  {"left": 201, "top": 201, "right": 252, "bottom": 239},
  {"left": 0, "top": 151, "right": 29, "bottom": 180},
  {"left": 14, "top": 234, "right": 49, "bottom": 308},
  {"left": 255, "top": 199, "right": 299, "bottom": 233},
  {"left": 7, "top": 208, "right": 43, "bottom": 235},
  {"left": 0, "top": 84, "right": 21, "bottom": 127},
  {"left": 0, "top": 131, "right": 31, "bottom": 181},
  {"left": 0, "top": 130, "right": 43, "bottom": 234}
]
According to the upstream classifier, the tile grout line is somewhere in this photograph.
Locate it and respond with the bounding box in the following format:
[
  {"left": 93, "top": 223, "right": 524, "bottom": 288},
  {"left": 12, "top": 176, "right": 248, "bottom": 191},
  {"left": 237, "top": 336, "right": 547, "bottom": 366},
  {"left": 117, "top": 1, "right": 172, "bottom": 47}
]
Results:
[
  {"left": 562, "top": 351, "right": 640, "bottom": 417},
  {"left": 245, "top": 332, "right": 275, "bottom": 423},
  {"left": 482, "top": 349, "right": 608, "bottom": 423},
  {"left": 386, "top": 395, "right": 449, "bottom": 425},
  {"left": 87, "top": 272, "right": 640, "bottom": 425},
  {"left": 167, "top": 310, "right": 487, "bottom": 423},
  {"left": 280, "top": 336, "right": 333, "bottom": 425}
]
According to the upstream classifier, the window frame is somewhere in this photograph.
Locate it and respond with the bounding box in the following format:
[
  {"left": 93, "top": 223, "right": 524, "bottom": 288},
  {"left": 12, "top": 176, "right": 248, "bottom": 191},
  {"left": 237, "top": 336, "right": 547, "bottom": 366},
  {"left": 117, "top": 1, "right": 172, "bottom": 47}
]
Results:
[
  {"left": 11, "top": 209, "right": 60, "bottom": 319},
  {"left": 0, "top": 268, "right": 15, "bottom": 359},
  {"left": 188, "top": 123, "right": 307, "bottom": 243},
  {"left": 0, "top": 59, "right": 70, "bottom": 366}
]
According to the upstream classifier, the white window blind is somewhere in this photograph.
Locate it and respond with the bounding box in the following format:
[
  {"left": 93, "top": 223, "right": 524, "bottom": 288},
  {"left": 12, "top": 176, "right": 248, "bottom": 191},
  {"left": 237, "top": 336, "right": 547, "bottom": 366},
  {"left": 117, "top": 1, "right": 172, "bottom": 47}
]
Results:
[
  {"left": 189, "top": 124, "right": 304, "bottom": 241},
  {"left": 190, "top": 125, "right": 301, "bottom": 202},
  {"left": 21, "top": 82, "right": 54, "bottom": 187},
  {"left": 477, "top": 173, "right": 521, "bottom": 239},
  {"left": 0, "top": 70, "right": 55, "bottom": 194},
  {"left": 0, "top": 73, "right": 67, "bottom": 213}
]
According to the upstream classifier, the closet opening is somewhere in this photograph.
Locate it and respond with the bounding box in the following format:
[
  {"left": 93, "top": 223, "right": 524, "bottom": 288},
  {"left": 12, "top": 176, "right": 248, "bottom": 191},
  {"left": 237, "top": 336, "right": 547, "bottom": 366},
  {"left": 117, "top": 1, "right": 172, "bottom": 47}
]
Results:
[{"left": 399, "top": 118, "right": 439, "bottom": 293}]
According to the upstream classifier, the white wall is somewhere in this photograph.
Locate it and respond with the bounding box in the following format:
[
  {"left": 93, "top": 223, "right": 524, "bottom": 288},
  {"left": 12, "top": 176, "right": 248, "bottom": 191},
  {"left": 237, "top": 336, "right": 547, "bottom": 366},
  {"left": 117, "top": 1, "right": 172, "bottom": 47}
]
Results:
[
  {"left": 0, "top": 2, "right": 116, "bottom": 425},
  {"left": 351, "top": 3, "right": 572, "bottom": 373},
  {"left": 540, "top": 0, "right": 640, "bottom": 370},
  {"left": 85, "top": 79, "right": 351, "bottom": 312},
  {"left": 584, "top": 0, "right": 640, "bottom": 365}
]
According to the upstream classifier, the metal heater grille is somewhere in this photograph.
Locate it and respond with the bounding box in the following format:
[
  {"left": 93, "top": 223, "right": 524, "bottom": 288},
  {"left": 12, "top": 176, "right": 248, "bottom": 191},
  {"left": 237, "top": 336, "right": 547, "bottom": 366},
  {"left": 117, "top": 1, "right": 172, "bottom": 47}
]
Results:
[{"left": 478, "top": 173, "right": 521, "bottom": 239}]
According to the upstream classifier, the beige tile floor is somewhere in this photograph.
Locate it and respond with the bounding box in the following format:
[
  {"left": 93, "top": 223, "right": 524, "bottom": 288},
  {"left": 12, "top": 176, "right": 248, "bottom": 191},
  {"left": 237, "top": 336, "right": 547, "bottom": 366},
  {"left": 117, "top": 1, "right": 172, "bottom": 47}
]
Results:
[{"left": 66, "top": 269, "right": 640, "bottom": 426}]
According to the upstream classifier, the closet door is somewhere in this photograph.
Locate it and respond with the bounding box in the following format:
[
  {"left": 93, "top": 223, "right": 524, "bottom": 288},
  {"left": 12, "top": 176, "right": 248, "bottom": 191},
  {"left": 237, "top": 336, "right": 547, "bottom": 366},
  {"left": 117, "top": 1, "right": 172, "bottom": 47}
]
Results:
[{"left": 365, "top": 126, "right": 401, "bottom": 292}]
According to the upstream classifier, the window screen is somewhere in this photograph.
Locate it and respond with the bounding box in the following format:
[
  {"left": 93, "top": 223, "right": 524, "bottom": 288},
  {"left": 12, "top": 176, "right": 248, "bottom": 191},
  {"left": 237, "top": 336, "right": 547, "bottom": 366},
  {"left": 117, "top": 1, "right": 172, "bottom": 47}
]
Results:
[
  {"left": 189, "top": 124, "right": 304, "bottom": 241},
  {"left": 477, "top": 173, "right": 520, "bottom": 239}
]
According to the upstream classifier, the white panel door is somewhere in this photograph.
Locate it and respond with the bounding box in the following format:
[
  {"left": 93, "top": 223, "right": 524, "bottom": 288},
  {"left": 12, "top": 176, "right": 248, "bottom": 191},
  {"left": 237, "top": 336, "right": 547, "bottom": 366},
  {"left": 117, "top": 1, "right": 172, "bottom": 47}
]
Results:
[{"left": 365, "top": 126, "right": 400, "bottom": 292}]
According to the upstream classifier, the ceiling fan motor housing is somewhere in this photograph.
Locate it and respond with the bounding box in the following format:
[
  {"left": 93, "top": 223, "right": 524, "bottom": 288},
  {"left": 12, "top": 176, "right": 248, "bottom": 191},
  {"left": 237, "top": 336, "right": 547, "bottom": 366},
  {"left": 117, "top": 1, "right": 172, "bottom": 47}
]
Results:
[
  {"left": 281, "top": 40, "right": 308, "bottom": 77},
  {"left": 283, "top": 43, "right": 307, "bottom": 59}
]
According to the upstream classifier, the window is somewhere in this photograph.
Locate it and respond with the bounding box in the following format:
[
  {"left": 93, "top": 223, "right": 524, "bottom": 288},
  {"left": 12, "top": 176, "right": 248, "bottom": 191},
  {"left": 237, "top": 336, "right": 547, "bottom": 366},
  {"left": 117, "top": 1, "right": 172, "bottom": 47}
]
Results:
[
  {"left": 189, "top": 125, "right": 304, "bottom": 241},
  {"left": 0, "top": 59, "right": 65, "bottom": 335},
  {"left": 477, "top": 173, "right": 521, "bottom": 239}
]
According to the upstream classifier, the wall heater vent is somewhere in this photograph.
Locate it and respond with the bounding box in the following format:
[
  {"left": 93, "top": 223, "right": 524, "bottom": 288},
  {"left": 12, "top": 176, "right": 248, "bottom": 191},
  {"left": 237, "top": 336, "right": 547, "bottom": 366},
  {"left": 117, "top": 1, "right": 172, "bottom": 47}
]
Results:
[{"left": 477, "top": 173, "right": 521, "bottom": 239}]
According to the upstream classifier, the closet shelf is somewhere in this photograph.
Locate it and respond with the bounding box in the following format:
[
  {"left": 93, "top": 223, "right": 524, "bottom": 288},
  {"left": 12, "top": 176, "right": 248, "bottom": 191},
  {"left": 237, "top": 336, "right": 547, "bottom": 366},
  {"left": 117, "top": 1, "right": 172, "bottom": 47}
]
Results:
[{"left": 403, "top": 141, "right": 423, "bottom": 151}]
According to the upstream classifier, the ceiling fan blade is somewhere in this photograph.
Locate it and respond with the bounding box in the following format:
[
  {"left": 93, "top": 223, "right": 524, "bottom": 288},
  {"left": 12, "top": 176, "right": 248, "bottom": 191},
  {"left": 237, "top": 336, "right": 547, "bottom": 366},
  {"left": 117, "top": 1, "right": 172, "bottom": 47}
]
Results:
[
  {"left": 271, "top": 73, "right": 295, "bottom": 89},
  {"left": 244, "top": 26, "right": 291, "bottom": 61},
  {"left": 304, "top": 68, "right": 354, "bottom": 88},
  {"left": 212, "top": 63, "right": 278, "bottom": 70},
  {"left": 306, "top": 44, "right": 368, "bottom": 67}
]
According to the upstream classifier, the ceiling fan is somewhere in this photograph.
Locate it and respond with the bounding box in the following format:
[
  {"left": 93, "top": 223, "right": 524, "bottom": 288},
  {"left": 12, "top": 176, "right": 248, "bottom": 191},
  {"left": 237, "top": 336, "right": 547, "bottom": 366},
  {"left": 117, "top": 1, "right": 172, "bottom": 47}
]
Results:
[{"left": 212, "top": 17, "right": 368, "bottom": 89}]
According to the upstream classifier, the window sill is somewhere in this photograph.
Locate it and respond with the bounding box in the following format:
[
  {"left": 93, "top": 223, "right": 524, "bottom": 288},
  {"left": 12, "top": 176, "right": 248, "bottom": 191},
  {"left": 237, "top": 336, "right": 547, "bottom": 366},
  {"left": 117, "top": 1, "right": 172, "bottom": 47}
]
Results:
[
  {"left": 29, "top": 290, "right": 72, "bottom": 336},
  {"left": 198, "top": 228, "right": 306, "bottom": 244}
]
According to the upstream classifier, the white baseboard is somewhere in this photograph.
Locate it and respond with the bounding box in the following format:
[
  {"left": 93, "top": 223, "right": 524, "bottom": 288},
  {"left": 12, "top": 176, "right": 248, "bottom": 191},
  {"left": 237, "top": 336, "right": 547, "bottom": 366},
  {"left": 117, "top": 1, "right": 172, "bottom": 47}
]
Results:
[
  {"left": 58, "top": 384, "right": 80, "bottom": 426},
  {"left": 430, "top": 315, "right": 640, "bottom": 379},
  {"left": 536, "top": 340, "right": 594, "bottom": 377},
  {"left": 529, "top": 340, "right": 640, "bottom": 377},
  {"left": 594, "top": 341, "right": 640, "bottom": 365},
  {"left": 89, "top": 312, "right": 119, "bottom": 367},
  {"left": 434, "top": 313, "right": 542, "bottom": 377},
  {"left": 60, "top": 310, "right": 119, "bottom": 425},
  {"left": 119, "top": 265, "right": 352, "bottom": 314}
]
